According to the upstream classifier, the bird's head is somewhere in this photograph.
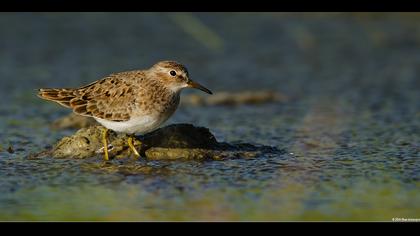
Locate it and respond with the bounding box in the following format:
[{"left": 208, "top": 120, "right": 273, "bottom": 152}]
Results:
[{"left": 149, "top": 60, "right": 212, "bottom": 94}]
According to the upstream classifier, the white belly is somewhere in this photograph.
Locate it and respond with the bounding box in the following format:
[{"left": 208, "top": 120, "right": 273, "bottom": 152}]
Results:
[{"left": 95, "top": 114, "right": 169, "bottom": 134}]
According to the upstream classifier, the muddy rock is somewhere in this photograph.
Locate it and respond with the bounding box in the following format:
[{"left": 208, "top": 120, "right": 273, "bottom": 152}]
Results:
[
  {"left": 34, "top": 124, "right": 279, "bottom": 161},
  {"left": 51, "top": 113, "right": 98, "bottom": 130},
  {"left": 182, "top": 90, "right": 288, "bottom": 106}
]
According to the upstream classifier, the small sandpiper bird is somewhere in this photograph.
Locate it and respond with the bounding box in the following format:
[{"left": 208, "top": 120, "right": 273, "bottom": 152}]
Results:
[{"left": 38, "top": 61, "right": 212, "bottom": 160}]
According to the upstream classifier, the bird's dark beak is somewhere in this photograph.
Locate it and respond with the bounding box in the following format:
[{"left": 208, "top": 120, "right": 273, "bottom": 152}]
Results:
[{"left": 187, "top": 80, "right": 212, "bottom": 94}]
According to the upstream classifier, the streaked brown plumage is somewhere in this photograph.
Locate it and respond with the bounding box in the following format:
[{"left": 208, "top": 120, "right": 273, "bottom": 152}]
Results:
[{"left": 39, "top": 70, "right": 172, "bottom": 122}]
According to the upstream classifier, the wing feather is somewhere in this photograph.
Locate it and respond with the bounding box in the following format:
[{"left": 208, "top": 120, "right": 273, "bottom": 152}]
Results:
[{"left": 38, "top": 70, "right": 145, "bottom": 122}]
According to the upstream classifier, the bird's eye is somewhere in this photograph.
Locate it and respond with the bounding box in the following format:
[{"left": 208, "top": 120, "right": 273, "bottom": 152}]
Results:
[{"left": 170, "top": 70, "right": 177, "bottom": 76}]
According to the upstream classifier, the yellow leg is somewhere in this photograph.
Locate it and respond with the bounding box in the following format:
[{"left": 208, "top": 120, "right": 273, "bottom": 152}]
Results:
[
  {"left": 102, "top": 128, "right": 109, "bottom": 161},
  {"left": 127, "top": 134, "right": 140, "bottom": 157}
]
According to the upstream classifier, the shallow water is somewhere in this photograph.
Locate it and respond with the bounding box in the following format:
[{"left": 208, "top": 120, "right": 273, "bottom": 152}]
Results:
[{"left": 0, "top": 13, "right": 419, "bottom": 221}]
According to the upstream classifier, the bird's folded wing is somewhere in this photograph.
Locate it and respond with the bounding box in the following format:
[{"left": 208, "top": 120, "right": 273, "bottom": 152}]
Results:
[{"left": 71, "top": 75, "right": 141, "bottom": 122}]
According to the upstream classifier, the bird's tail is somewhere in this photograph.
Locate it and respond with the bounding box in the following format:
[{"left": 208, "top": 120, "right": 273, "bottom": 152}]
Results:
[{"left": 37, "top": 88, "right": 77, "bottom": 108}]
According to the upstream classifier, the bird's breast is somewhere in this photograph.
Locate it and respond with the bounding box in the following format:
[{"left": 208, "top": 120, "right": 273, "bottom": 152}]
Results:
[{"left": 136, "top": 84, "right": 180, "bottom": 114}]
